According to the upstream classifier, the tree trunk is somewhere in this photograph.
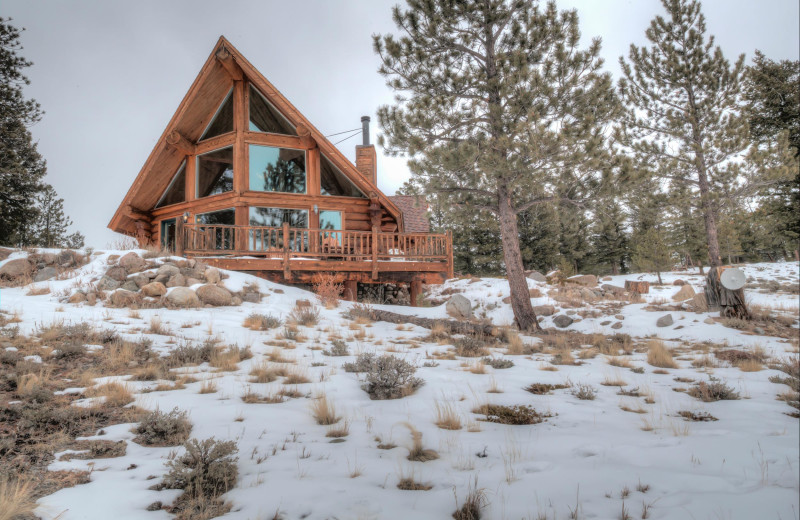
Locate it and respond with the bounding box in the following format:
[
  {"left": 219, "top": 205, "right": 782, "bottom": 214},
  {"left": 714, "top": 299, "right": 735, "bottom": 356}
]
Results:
[
  {"left": 498, "top": 189, "right": 540, "bottom": 331},
  {"left": 656, "top": 270, "right": 663, "bottom": 285},
  {"left": 705, "top": 266, "right": 750, "bottom": 319}
]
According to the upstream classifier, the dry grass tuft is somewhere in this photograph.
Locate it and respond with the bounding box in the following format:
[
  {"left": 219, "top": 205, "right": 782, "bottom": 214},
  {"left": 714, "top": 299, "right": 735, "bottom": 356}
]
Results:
[
  {"left": 87, "top": 382, "right": 134, "bottom": 408},
  {"left": 312, "top": 272, "right": 343, "bottom": 309},
  {"left": 309, "top": 394, "right": 340, "bottom": 425},
  {"left": 283, "top": 367, "right": 310, "bottom": 385},
  {"left": 0, "top": 477, "right": 36, "bottom": 520},
  {"left": 404, "top": 423, "right": 439, "bottom": 462},
  {"left": 607, "top": 356, "right": 633, "bottom": 368},
  {"left": 453, "top": 486, "right": 488, "bottom": 520},
  {"left": 647, "top": 339, "right": 678, "bottom": 369},
  {"left": 326, "top": 420, "right": 350, "bottom": 438},
  {"left": 198, "top": 379, "right": 218, "bottom": 394},
  {"left": 397, "top": 469, "right": 433, "bottom": 491},
  {"left": 524, "top": 382, "right": 569, "bottom": 395},
  {"left": 434, "top": 401, "right": 463, "bottom": 430},
  {"left": 249, "top": 360, "right": 281, "bottom": 383}
]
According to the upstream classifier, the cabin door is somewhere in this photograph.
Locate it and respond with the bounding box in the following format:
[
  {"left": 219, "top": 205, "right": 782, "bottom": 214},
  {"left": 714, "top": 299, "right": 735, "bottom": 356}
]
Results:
[{"left": 161, "top": 219, "right": 176, "bottom": 252}]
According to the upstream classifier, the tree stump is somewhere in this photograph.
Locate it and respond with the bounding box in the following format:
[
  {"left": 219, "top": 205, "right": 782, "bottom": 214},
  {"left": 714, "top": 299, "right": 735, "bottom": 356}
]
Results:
[
  {"left": 704, "top": 266, "right": 749, "bottom": 319},
  {"left": 624, "top": 280, "right": 650, "bottom": 294}
]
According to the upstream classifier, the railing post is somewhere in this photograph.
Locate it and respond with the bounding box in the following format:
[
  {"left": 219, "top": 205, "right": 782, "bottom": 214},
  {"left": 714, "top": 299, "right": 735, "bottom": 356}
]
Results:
[
  {"left": 282, "top": 222, "right": 291, "bottom": 280},
  {"left": 446, "top": 230, "right": 454, "bottom": 279},
  {"left": 371, "top": 225, "right": 378, "bottom": 280},
  {"left": 175, "top": 218, "right": 184, "bottom": 257}
]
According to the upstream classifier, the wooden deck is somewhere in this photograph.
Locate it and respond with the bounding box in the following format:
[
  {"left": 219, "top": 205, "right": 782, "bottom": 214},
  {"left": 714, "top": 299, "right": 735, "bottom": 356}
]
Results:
[{"left": 176, "top": 221, "right": 454, "bottom": 288}]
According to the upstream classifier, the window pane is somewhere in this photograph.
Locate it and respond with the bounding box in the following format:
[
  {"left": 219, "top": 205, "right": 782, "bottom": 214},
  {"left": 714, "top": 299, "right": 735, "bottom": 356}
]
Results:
[
  {"left": 197, "top": 147, "right": 234, "bottom": 198},
  {"left": 248, "top": 207, "right": 308, "bottom": 252},
  {"left": 320, "top": 154, "right": 365, "bottom": 198},
  {"left": 249, "top": 85, "right": 297, "bottom": 135},
  {"left": 200, "top": 90, "right": 234, "bottom": 141},
  {"left": 249, "top": 145, "right": 306, "bottom": 193},
  {"left": 196, "top": 208, "right": 235, "bottom": 225},
  {"left": 319, "top": 210, "right": 342, "bottom": 248},
  {"left": 155, "top": 162, "right": 186, "bottom": 208},
  {"left": 195, "top": 208, "right": 235, "bottom": 250}
]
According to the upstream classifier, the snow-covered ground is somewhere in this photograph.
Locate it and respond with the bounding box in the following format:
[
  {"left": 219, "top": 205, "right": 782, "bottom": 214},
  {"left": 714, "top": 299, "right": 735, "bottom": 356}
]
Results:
[{"left": 1, "top": 251, "right": 798, "bottom": 520}]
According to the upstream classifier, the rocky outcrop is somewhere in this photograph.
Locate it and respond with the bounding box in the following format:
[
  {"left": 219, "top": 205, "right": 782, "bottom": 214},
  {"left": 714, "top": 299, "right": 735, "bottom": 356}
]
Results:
[
  {"left": 196, "top": 284, "right": 233, "bottom": 306},
  {"left": 0, "top": 258, "right": 33, "bottom": 279}
]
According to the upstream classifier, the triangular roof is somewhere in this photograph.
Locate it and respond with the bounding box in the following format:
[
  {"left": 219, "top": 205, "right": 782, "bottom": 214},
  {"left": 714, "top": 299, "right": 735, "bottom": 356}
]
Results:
[{"left": 108, "top": 36, "right": 403, "bottom": 235}]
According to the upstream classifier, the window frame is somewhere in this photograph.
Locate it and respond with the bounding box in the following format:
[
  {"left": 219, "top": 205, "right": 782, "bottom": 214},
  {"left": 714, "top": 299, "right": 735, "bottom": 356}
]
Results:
[
  {"left": 195, "top": 146, "right": 234, "bottom": 199},
  {"left": 155, "top": 160, "right": 186, "bottom": 209},
  {"left": 199, "top": 88, "right": 234, "bottom": 141},
  {"left": 247, "top": 144, "right": 308, "bottom": 195}
]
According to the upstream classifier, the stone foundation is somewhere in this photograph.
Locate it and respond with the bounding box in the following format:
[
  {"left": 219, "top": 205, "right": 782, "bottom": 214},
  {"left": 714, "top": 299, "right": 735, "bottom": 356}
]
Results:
[{"left": 357, "top": 283, "right": 410, "bottom": 305}]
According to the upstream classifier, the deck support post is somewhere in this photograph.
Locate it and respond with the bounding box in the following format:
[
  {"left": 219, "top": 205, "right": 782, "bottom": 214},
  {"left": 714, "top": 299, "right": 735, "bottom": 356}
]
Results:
[
  {"left": 446, "top": 230, "right": 454, "bottom": 279},
  {"left": 371, "top": 226, "right": 379, "bottom": 280},
  {"left": 410, "top": 280, "right": 422, "bottom": 307},
  {"left": 282, "top": 222, "right": 291, "bottom": 280},
  {"left": 344, "top": 280, "right": 358, "bottom": 302},
  {"left": 175, "top": 218, "right": 184, "bottom": 257}
]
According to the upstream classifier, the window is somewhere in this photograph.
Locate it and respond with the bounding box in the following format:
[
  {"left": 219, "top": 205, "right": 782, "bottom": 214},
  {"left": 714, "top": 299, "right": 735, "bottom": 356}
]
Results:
[
  {"left": 320, "top": 154, "right": 365, "bottom": 198},
  {"left": 319, "top": 210, "right": 342, "bottom": 248},
  {"left": 196, "top": 147, "right": 233, "bottom": 198},
  {"left": 155, "top": 162, "right": 186, "bottom": 208},
  {"left": 200, "top": 89, "right": 233, "bottom": 141},
  {"left": 249, "top": 145, "right": 306, "bottom": 193},
  {"left": 196, "top": 208, "right": 235, "bottom": 225},
  {"left": 249, "top": 85, "right": 296, "bottom": 135},
  {"left": 249, "top": 207, "right": 308, "bottom": 252},
  {"left": 195, "top": 208, "right": 235, "bottom": 250},
  {"left": 160, "top": 219, "right": 176, "bottom": 252}
]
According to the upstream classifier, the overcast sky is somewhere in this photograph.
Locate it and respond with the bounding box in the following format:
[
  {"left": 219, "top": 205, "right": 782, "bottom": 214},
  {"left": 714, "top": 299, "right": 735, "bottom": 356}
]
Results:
[{"left": 4, "top": 0, "right": 799, "bottom": 247}]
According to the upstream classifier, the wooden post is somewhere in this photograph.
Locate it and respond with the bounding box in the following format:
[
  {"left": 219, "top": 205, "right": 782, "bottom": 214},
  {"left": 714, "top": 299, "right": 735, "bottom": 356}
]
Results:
[
  {"left": 175, "top": 218, "right": 185, "bottom": 257},
  {"left": 344, "top": 280, "right": 358, "bottom": 302},
  {"left": 282, "top": 222, "right": 290, "bottom": 280},
  {"left": 371, "top": 225, "right": 378, "bottom": 280},
  {"left": 446, "top": 230, "right": 454, "bottom": 279},
  {"left": 410, "top": 280, "right": 422, "bottom": 307}
]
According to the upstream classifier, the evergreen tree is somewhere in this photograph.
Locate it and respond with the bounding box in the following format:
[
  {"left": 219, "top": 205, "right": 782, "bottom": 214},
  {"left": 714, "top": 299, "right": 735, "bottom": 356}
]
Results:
[
  {"left": 375, "top": 0, "right": 619, "bottom": 330},
  {"left": 618, "top": 0, "right": 793, "bottom": 268},
  {"left": 0, "top": 18, "right": 46, "bottom": 246},
  {"left": 589, "top": 200, "right": 629, "bottom": 274},
  {"left": 665, "top": 182, "right": 707, "bottom": 270},
  {"left": 518, "top": 202, "right": 560, "bottom": 273},
  {"left": 631, "top": 227, "right": 673, "bottom": 284},
  {"left": 557, "top": 205, "right": 591, "bottom": 273},
  {"left": 30, "top": 184, "right": 84, "bottom": 248}
]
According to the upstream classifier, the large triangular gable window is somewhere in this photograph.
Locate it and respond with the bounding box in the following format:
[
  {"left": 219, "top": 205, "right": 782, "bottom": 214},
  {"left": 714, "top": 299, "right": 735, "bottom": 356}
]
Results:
[
  {"left": 320, "top": 154, "right": 365, "bottom": 198},
  {"left": 155, "top": 161, "right": 186, "bottom": 208},
  {"left": 200, "top": 89, "right": 234, "bottom": 141},
  {"left": 249, "top": 85, "right": 297, "bottom": 135}
]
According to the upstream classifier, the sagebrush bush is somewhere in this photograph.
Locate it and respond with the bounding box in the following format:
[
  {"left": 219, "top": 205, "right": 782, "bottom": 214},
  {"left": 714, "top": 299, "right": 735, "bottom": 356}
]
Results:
[
  {"left": 688, "top": 379, "right": 740, "bottom": 402},
  {"left": 476, "top": 404, "right": 551, "bottom": 425},
  {"left": 454, "top": 335, "right": 489, "bottom": 357},
  {"left": 133, "top": 408, "right": 192, "bottom": 446},
  {"left": 323, "top": 339, "right": 349, "bottom": 357},
  {"left": 571, "top": 383, "right": 597, "bottom": 400},
  {"left": 163, "top": 438, "right": 238, "bottom": 499},
  {"left": 482, "top": 357, "right": 513, "bottom": 369},
  {"left": 288, "top": 305, "right": 320, "bottom": 327},
  {"left": 347, "top": 353, "right": 423, "bottom": 399},
  {"left": 243, "top": 313, "right": 281, "bottom": 331},
  {"left": 312, "top": 272, "right": 343, "bottom": 309},
  {"left": 167, "top": 341, "right": 215, "bottom": 367}
]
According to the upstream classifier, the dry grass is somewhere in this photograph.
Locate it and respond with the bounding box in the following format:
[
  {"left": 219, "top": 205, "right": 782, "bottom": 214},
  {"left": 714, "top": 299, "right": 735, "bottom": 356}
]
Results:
[
  {"left": 312, "top": 272, "right": 343, "bottom": 309},
  {"left": 148, "top": 315, "right": 171, "bottom": 335},
  {"left": 210, "top": 346, "right": 251, "bottom": 372},
  {"left": 0, "top": 477, "right": 36, "bottom": 520},
  {"left": 601, "top": 370, "right": 628, "bottom": 387},
  {"left": 404, "top": 423, "right": 439, "bottom": 462},
  {"left": 505, "top": 332, "right": 524, "bottom": 355},
  {"left": 466, "top": 361, "right": 487, "bottom": 374},
  {"left": 737, "top": 359, "right": 764, "bottom": 372},
  {"left": 26, "top": 285, "right": 51, "bottom": 296},
  {"left": 309, "top": 394, "right": 340, "bottom": 425},
  {"left": 87, "top": 382, "right": 134, "bottom": 408},
  {"left": 326, "top": 420, "right": 350, "bottom": 438},
  {"left": 434, "top": 401, "right": 462, "bottom": 430},
  {"left": 283, "top": 367, "right": 310, "bottom": 385},
  {"left": 396, "top": 469, "right": 433, "bottom": 491},
  {"left": 198, "top": 379, "right": 218, "bottom": 394},
  {"left": 249, "top": 361, "right": 282, "bottom": 383},
  {"left": 647, "top": 340, "right": 678, "bottom": 369},
  {"left": 607, "top": 356, "right": 633, "bottom": 368},
  {"left": 241, "top": 387, "right": 284, "bottom": 404}
]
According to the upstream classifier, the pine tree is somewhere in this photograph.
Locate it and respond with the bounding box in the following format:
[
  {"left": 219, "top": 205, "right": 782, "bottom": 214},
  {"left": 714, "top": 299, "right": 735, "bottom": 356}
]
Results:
[
  {"left": 589, "top": 200, "right": 629, "bottom": 274},
  {"left": 29, "top": 184, "right": 81, "bottom": 248},
  {"left": 618, "top": 0, "right": 793, "bottom": 268},
  {"left": 0, "top": 18, "right": 46, "bottom": 246},
  {"left": 632, "top": 227, "right": 673, "bottom": 284},
  {"left": 375, "top": 0, "right": 619, "bottom": 330}
]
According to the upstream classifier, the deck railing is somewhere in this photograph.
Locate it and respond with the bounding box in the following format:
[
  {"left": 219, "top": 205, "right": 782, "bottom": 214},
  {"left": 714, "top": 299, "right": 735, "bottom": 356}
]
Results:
[{"left": 176, "top": 221, "right": 453, "bottom": 277}]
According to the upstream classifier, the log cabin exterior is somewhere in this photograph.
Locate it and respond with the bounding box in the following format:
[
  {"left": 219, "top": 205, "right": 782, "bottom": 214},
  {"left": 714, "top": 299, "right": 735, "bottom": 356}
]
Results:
[{"left": 108, "top": 37, "right": 452, "bottom": 304}]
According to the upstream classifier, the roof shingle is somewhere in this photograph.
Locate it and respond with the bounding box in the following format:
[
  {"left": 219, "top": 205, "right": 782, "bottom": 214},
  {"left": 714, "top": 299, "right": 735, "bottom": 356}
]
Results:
[{"left": 389, "top": 195, "right": 430, "bottom": 233}]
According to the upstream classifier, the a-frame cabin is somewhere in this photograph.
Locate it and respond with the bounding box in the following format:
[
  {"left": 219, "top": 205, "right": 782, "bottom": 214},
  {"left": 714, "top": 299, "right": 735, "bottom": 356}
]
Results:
[{"left": 108, "top": 37, "right": 452, "bottom": 304}]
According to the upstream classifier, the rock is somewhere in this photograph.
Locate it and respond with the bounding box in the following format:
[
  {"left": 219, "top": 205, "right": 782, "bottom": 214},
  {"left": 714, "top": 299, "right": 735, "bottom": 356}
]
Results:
[
  {"left": 121, "top": 280, "right": 140, "bottom": 292},
  {"left": 232, "top": 296, "right": 243, "bottom": 306},
  {"left": 754, "top": 326, "right": 765, "bottom": 335},
  {"left": 96, "top": 276, "right": 121, "bottom": 291},
  {"left": 166, "top": 273, "right": 186, "bottom": 288},
  {"left": 611, "top": 322, "right": 623, "bottom": 330},
  {"left": 157, "top": 263, "right": 180, "bottom": 278},
  {"left": 166, "top": 287, "right": 200, "bottom": 307},
  {"left": 579, "top": 288, "right": 597, "bottom": 302},
  {"left": 656, "top": 314, "right": 674, "bottom": 327},
  {"left": 119, "top": 252, "right": 147, "bottom": 273},
  {"left": 186, "top": 277, "right": 202, "bottom": 287},
  {"left": 132, "top": 274, "right": 150, "bottom": 288},
  {"left": 296, "top": 299, "right": 312, "bottom": 308},
  {"left": 566, "top": 310, "right": 577, "bottom": 316},
  {"left": 553, "top": 315, "right": 574, "bottom": 328},
  {"left": 0, "top": 258, "right": 33, "bottom": 279},
  {"left": 502, "top": 296, "right": 512, "bottom": 304},
  {"left": 614, "top": 314, "right": 624, "bottom": 320},
  {"left": 446, "top": 294, "right": 472, "bottom": 319},
  {"left": 196, "top": 284, "right": 233, "bottom": 306},
  {"left": 529, "top": 287, "right": 542, "bottom": 298},
  {"left": 673, "top": 279, "right": 686, "bottom": 286},
  {"left": 600, "top": 320, "right": 611, "bottom": 326},
  {"left": 567, "top": 274, "right": 597, "bottom": 287},
  {"left": 105, "top": 266, "right": 128, "bottom": 282},
  {"left": 204, "top": 267, "right": 221, "bottom": 284},
  {"left": 671, "top": 284, "right": 695, "bottom": 301},
  {"left": 68, "top": 292, "right": 87, "bottom": 304},
  {"left": 533, "top": 304, "right": 556, "bottom": 316},
  {"left": 154, "top": 274, "right": 169, "bottom": 285},
  {"left": 601, "top": 284, "right": 626, "bottom": 296},
  {"left": 703, "top": 318, "right": 715, "bottom": 325},
  {"left": 526, "top": 271, "right": 547, "bottom": 283},
  {"left": 87, "top": 293, "right": 97, "bottom": 306},
  {"left": 602, "top": 276, "right": 612, "bottom": 281},
  {"left": 242, "top": 292, "right": 261, "bottom": 303},
  {"left": 34, "top": 266, "right": 58, "bottom": 282},
  {"left": 109, "top": 289, "right": 140, "bottom": 307},
  {"left": 690, "top": 293, "right": 708, "bottom": 312},
  {"left": 107, "top": 254, "right": 120, "bottom": 264},
  {"left": 141, "top": 282, "right": 167, "bottom": 297},
  {"left": 57, "top": 250, "right": 78, "bottom": 267},
  {"left": 41, "top": 253, "right": 57, "bottom": 265}
]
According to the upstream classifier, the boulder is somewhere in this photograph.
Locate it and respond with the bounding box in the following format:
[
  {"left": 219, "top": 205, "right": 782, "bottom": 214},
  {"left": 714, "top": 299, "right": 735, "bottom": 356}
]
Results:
[
  {"left": 656, "top": 314, "right": 674, "bottom": 327},
  {"left": 671, "top": 284, "right": 695, "bottom": 301},
  {"left": 673, "top": 279, "right": 686, "bottom": 286},
  {"left": 196, "top": 284, "right": 233, "bottom": 306},
  {"left": 166, "top": 273, "right": 186, "bottom": 288},
  {"left": 57, "top": 250, "right": 78, "bottom": 267},
  {"left": 553, "top": 314, "right": 574, "bottom": 328},
  {"left": 611, "top": 322, "right": 623, "bottom": 330},
  {"left": 0, "top": 258, "right": 33, "bottom": 279},
  {"left": 446, "top": 294, "right": 472, "bottom": 319},
  {"left": 41, "top": 253, "right": 57, "bottom": 265},
  {"left": 690, "top": 293, "right": 708, "bottom": 312},
  {"left": 107, "top": 254, "right": 120, "bottom": 264},
  {"left": 601, "top": 284, "right": 626, "bottom": 296},
  {"left": 96, "top": 276, "right": 121, "bottom": 291},
  {"left": 186, "top": 277, "right": 202, "bottom": 287},
  {"left": 154, "top": 274, "right": 169, "bottom": 285},
  {"left": 296, "top": 299, "right": 312, "bottom": 308},
  {"left": 121, "top": 280, "right": 140, "bottom": 292},
  {"left": 204, "top": 267, "right": 221, "bottom": 284},
  {"left": 68, "top": 292, "right": 87, "bottom": 304},
  {"left": 567, "top": 274, "right": 597, "bottom": 287},
  {"left": 119, "top": 252, "right": 147, "bottom": 273},
  {"left": 166, "top": 287, "right": 200, "bottom": 307},
  {"left": 105, "top": 266, "right": 128, "bottom": 282},
  {"left": 242, "top": 292, "right": 261, "bottom": 303},
  {"left": 132, "top": 274, "right": 151, "bottom": 289},
  {"left": 529, "top": 288, "right": 542, "bottom": 298},
  {"left": 157, "top": 263, "right": 180, "bottom": 278},
  {"left": 109, "top": 289, "right": 140, "bottom": 307},
  {"left": 87, "top": 293, "right": 97, "bottom": 306},
  {"left": 602, "top": 276, "right": 612, "bottom": 281},
  {"left": 141, "top": 282, "right": 167, "bottom": 297},
  {"left": 231, "top": 296, "right": 243, "bottom": 306},
  {"left": 579, "top": 288, "right": 597, "bottom": 302},
  {"left": 614, "top": 314, "right": 625, "bottom": 320},
  {"left": 526, "top": 271, "right": 547, "bottom": 283},
  {"left": 34, "top": 266, "right": 58, "bottom": 282},
  {"left": 533, "top": 304, "right": 556, "bottom": 316}
]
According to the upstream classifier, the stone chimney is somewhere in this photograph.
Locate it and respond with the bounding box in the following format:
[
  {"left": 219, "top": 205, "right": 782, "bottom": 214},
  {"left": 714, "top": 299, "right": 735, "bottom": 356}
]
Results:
[{"left": 355, "top": 116, "right": 376, "bottom": 185}]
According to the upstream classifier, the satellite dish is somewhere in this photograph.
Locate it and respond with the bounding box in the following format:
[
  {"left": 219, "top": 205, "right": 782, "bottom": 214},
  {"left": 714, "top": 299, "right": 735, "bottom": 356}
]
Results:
[{"left": 720, "top": 268, "right": 746, "bottom": 290}]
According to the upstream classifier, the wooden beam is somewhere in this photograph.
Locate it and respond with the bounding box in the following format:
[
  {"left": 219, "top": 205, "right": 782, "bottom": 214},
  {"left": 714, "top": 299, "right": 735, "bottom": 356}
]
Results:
[
  {"left": 410, "top": 280, "right": 422, "bottom": 307},
  {"left": 215, "top": 45, "right": 244, "bottom": 81},
  {"left": 166, "top": 130, "right": 196, "bottom": 155},
  {"left": 244, "top": 131, "right": 314, "bottom": 150},
  {"left": 125, "top": 205, "right": 151, "bottom": 222},
  {"left": 195, "top": 132, "right": 236, "bottom": 155},
  {"left": 233, "top": 80, "right": 247, "bottom": 193}
]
